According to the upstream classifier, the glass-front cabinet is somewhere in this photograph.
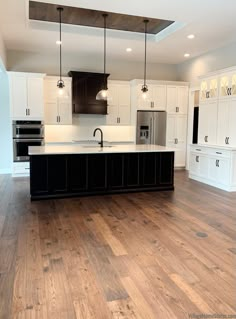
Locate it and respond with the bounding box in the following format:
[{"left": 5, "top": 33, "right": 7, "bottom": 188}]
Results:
[
  {"left": 219, "top": 71, "right": 236, "bottom": 99},
  {"left": 200, "top": 76, "right": 218, "bottom": 102}
]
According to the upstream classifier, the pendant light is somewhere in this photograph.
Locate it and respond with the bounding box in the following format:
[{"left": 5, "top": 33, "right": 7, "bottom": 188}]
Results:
[
  {"left": 141, "top": 19, "right": 149, "bottom": 100},
  {"left": 96, "top": 14, "right": 111, "bottom": 101},
  {"left": 57, "top": 7, "right": 65, "bottom": 96}
]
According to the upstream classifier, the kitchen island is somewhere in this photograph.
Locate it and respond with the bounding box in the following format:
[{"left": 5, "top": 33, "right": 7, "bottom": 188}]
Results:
[{"left": 29, "top": 144, "right": 175, "bottom": 200}]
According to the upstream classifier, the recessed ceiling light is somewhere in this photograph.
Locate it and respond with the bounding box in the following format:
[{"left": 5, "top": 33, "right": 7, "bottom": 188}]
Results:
[
  {"left": 126, "top": 48, "right": 132, "bottom": 52},
  {"left": 187, "top": 34, "right": 195, "bottom": 39},
  {"left": 184, "top": 53, "right": 190, "bottom": 58},
  {"left": 56, "top": 40, "right": 62, "bottom": 45}
]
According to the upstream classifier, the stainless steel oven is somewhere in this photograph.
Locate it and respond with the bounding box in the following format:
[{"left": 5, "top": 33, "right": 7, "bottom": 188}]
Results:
[
  {"left": 13, "top": 120, "right": 44, "bottom": 139},
  {"left": 12, "top": 121, "right": 44, "bottom": 162},
  {"left": 13, "top": 139, "right": 44, "bottom": 162}
]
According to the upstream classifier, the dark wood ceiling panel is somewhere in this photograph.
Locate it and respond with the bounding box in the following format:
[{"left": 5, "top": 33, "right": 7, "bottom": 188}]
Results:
[{"left": 29, "top": 1, "right": 174, "bottom": 34}]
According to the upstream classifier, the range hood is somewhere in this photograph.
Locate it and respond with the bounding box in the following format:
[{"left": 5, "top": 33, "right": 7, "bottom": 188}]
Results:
[{"left": 68, "top": 71, "right": 110, "bottom": 115}]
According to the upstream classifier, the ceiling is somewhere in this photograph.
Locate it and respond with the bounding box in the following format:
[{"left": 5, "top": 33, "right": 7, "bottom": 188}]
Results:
[{"left": 0, "top": 0, "right": 236, "bottom": 64}]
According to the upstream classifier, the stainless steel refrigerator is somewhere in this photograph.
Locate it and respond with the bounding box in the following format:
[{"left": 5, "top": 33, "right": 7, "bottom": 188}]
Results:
[{"left": 136, "top": 110, "right": 167, "bottom": 146}]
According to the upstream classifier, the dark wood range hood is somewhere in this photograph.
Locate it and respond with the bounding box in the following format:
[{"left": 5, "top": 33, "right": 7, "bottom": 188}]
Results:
[{"left": 68, "top": 71, "right": 109, "bottom": 115}]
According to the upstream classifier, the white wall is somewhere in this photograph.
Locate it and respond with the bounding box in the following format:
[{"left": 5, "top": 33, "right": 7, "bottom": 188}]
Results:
[
  {"left": 0, "top": 60, "right": 12, "bottom": 174},
  {"left": 177, "top": 41, "right": 236, "bottom": 85},
  {"left": 0, "top": 33, "right": 6, "bottom": 67},
  {"left": 7, "top": 50, "right": 178, "bottom": 81}
]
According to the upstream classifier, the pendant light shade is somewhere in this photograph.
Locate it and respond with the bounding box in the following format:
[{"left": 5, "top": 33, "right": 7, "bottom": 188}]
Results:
[
  {"left": 141, "top": 19, "right": 149, "bottom": 100},
  {"left": 96, "top": 14, "right": 111, "bottom": 101},
  {"left": 57, "top": 7, "right": 65, "bottom": 96}
]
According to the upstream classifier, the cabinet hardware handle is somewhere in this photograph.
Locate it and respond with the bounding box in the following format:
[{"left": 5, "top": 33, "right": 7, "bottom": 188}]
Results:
[
  {"left": 176, "top": 107, "right": 179, "bottom": 113},
  {"left": 215, "top": 159, "right": 220, "bottom": 167},
  {"left": 26, "top": 109, "right": 27, "bottom": 116},
  {"left": 230, "top": 88, "right": 232, "bottom": 95},
  {"left": 56, "top": 116, "right": 58, "bottom": 123},
  {"left": 59, "top": 116, "right": 60, "bottom": 123},
  {"left": 196, "top": 149, "right": 201, "bottom": 151},
  {"left": 225, "top": 137, "right": 227, "bottom": 144},
  {"left": 28, "top": 109, "right": 30, "bottom": 116},
  {"left": 227, "top": 137, "right": 229, "bottom": 144},
  {"left": 176, "top": 138, "right": 178, "bottom": 144},
  {"left": 196, "top": 156, "right": 199, "bottom": 163},
  {"left": 216, "top": 152, "right": 222, "bottom": 154},
  {"left": 205, "top": 136, "right": 208, "bottom": 143}
]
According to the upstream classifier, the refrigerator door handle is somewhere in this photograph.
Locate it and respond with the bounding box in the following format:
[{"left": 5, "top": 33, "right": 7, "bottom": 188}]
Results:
[{"left": 150, "top": 118, "right": 153, "bottom": 144}]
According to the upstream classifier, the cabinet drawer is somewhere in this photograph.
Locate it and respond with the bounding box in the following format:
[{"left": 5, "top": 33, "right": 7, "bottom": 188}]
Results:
[
  {"left": 208, "top": 148, "right": 231, "bottom": 158},
  {"left": 13, "top": 162, "right": 30, "bottom": 175},
  {"left": 190, "top": 146, "right": 209, "bottom": 154}
]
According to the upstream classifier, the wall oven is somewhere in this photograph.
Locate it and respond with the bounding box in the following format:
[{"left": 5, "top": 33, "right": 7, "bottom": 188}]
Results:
[{"left": 12, "top": 121, "right": 44, "bottom": 162}]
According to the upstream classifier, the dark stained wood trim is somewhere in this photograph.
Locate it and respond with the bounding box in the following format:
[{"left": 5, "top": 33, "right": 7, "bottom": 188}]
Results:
[{"left": 29, "top": 1, "right": 174, "bottom": 34}]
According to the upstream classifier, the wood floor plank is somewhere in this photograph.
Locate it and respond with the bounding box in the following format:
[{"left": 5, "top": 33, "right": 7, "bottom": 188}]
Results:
[{"left": 0, "top": 171, "right": 235, "bottom": 319}]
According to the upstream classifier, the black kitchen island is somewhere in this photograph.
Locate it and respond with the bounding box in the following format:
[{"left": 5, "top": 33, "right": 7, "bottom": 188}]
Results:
[{"left": 29, "top": 144, "right": 175, "bottom": 200}]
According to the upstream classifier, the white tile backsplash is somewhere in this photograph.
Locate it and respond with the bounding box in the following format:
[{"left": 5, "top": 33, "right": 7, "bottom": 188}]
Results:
[{"left": 45, "top": 115, "right": 135, "bottom": 143}]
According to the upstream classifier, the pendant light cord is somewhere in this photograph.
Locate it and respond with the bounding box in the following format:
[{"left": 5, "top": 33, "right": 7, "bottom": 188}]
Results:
[
  {"left": 144, "top": 19, "right": 149, "bottom": 87},
  {"left": 103, "top": 14, "right": 108, "bottom": 90},
  {"left": 59, "top": 8, "right": 62, "bottom": 82}
]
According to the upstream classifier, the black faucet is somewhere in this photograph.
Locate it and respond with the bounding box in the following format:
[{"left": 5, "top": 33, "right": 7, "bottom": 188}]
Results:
[{"left": 93, "top": 128, "right": 103, "bottom": 148}]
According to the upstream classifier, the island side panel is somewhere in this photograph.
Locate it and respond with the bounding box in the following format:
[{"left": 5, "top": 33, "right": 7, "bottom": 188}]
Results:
[{"left": 30, "top": 151, "right": 174, "bottom": 200}]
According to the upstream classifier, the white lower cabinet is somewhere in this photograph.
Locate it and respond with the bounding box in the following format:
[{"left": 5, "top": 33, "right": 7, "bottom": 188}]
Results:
[
  {"left": 12, "top": 162, "right": 30, "bottom": 177},
  {"left": 189, "top": 145, "right": 236, "bottom": 191}
]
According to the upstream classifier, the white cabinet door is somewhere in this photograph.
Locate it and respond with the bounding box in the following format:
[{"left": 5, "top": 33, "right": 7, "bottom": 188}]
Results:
[
  {"left": 217, "top": 99, "right": 229, "bottom": 146},
  {"left": 198, "top": 101, "right": 217, "bottom": 145},
  {"left": 44, "top": 102, "right": 58, "bottom": 125},
  {"left": 198, "top": 103, "right": 208, "bottom": 144},
  {"left": 167, "top": 86, "right": 177, "bottom": 113},
  {"left": 118, "top": 85, "right": 131, "bottom": 125},
  {"left": 218, "top": 158, "right": 230, "bottom": 186},
  {"left": 177, "top": 86, "right": 188, "bottom": 114},
  {"left": 27, "top": 77, "right": 44, "bottom": 119},
  {"left": 152, "top": 85, "right": 166, "bottom": 110},
  {"left": 207, "top": 101, "right": 218, "bottom": 145},
  {"left": 10, "top": 75, "right": 28, "bottom": 118},
  {"left": 167, "top": 86, "right": 188, "bottom": 114},
  {"left": 58, "top": 99, "right": 72, "bottom": 125},
  {"left": 199, "top": 155, "right": 209, "bottom": 178},
  {"left": 107, "top": 84, "right": 119, "bottom": 124},
  {"left": 166, "top": 114, "right": 187, "bottom": 167},
  {"left": 190, "top": 153, "right": 200, "bottom": 175},
  {"left": 107, "top": 82, "right": 130, "bottom": 125},
  {"left": 44, "top": 77, "right": 72, "bottom": 125},
  {"left": 228, "top": 98, "right": 236, "bottom": 146},
  {"left": 175, "top": 115, "right": 187, "bottom": 143}
]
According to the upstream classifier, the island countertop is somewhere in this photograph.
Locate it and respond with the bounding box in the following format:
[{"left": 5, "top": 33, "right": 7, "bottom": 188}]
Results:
[{"left": 29, "top": 144, "right": 175, "bottom": 155}]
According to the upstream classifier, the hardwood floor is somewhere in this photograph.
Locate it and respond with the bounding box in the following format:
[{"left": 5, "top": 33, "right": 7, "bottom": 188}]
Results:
[{"left": 0, "top": 171, "right": 235, "bottom": 319}]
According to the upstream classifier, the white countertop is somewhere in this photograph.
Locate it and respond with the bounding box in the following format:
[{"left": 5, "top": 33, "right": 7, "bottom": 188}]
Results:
[{"left": 29, "top": 144, "right": 175, "bottom": 155}]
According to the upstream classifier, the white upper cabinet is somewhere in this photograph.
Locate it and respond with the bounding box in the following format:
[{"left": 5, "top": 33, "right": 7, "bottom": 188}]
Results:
[
  {"left": 9, "top": 72, "right": 45, "bottom": 120},
  {"left": 137, "top": 84, "right": 166, "bottom": 110},
  {"left": 44, "top": 76, "right": 72, "bottom": 125},
  {"left": 219, "top": 70, "right": 236, "bottom": 99},
  {"left": 217, "top": 98, "right": 236, "bottom": 146},
  {"left": 107, "top": 81, "right": 131, "bottom": 125},
  {"left": 167, "top": 86, "right": 188, "bottom": 114},
  {"left": 199, "top": 75, "right": 218, "bottom": 103},
  {"left": 198, "top": 100, "right": 218, "bottom": 145}
]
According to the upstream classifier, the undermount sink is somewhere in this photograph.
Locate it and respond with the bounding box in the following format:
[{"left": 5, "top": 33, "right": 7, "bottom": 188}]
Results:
[{"left": 82, "top": 145, "right": 114, "bottom": 148}]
